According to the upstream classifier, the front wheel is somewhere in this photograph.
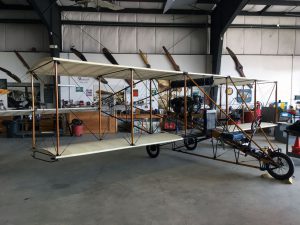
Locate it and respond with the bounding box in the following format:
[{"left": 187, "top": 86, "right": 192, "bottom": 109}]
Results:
[
  {"left": 184, "top": 137, "right": 198, "bottom": 150},
  {"left": 146, "top": 145, "right": 160, "bottom": 158},
  {"left": 266, "top": 152, "right": 294, "bottom": 180}
]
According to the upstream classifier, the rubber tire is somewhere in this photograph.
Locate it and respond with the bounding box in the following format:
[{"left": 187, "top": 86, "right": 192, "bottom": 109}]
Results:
[
  {"left": 184, "top": 137, "right": 198, "bottom": 150},
  {"left": 146, "top": 145, "right": 160, "bottom": 158},
  {"left": 266, "top": 152, "right": 294, "bottom": 180}
]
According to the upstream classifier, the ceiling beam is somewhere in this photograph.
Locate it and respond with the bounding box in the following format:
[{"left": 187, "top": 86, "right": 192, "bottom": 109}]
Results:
[
  {"left": 0, "top": 4, "right": 32, "bottom": 10},
  {"left": 249, "top": 0, "right": 300, "bottom": 6},
  {"left": 241, "top": 11, "right": 300, "bottom": 17},
  {"left": 197, "top": 0, "right": 220, "bottom": 3},
  {"left": 116, "top": 0, "right": 165, "bottom": 2},
  {"left": 7, "top": 18, "right": 300, "bottom": 30},
  {"left": 62, "top": 20, "right": 208, "bottom": 28},
  {"left": 0, "top": 18, "right": 41, "bottom": 24},
  {"left": 61, "top": 6, "right": 210, "bottom": 15},
  {"left": 115, "top": 0, "right": 218, "bottom": 2},
  {"left": 259, "top": 4, "right": 271, "bottom": 14}
]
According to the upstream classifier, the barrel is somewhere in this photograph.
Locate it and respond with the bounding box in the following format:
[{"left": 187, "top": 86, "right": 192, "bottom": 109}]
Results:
[
  {"left": 244, "top": 111, "right": 254, "bottom": 123},
  {"left": 244, "top": 110, "right": 261, "bottom": 123},
  {"left": 72, "top": 124, "right": 83, "bottom": 137}
]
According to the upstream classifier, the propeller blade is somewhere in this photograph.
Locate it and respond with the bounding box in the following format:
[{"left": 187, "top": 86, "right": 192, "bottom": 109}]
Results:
[
  {"left": 14, "top": 51, "right": 39, "bottom": 80},
  {"left": 102, "top": 48, "right": 118, "bottom": 65},
  {"left": 99, "top": 77, "right": 108, "bottom": 84},
  {"left": 95, "top": 0, "right": 124, "bottom": 11},
  {"left": 70, "top": 47, "right": 87, "bottom": 61},
  {"left": 138, "top": 49, "right": 151, "bottom": 68},
  {"left": 0, "top": 67, "right": 21, "bottom": 83},
  {"left": 71, "top": 47, "right": 109, "bottom": 85},
  {"left": 162, "top": 46, "right": 180, "bottom": 71},
  {"left": 102, "top": 47, "right": 130, "bottom": 85},
  {"left": 226, "top": 47, "right": 252, "bottom": 89}
]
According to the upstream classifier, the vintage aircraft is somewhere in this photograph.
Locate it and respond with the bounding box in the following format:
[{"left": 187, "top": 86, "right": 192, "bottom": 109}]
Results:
[{"left": 0, "top": 57, "right": 294, "bottom": 181}]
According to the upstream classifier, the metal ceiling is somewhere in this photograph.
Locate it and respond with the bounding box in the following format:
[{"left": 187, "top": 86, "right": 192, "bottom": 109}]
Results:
[{"left": 1, "top": 0, "right": 300, "bottom": 16}]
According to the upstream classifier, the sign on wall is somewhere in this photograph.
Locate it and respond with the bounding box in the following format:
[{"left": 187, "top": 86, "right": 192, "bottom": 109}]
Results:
[
  {"left": 86, "top": 89, "right": 92, "bottom": 96},
  {"left": 0, "top": 79, "right": 7, "bottom": 89},
  {"left": 237, "top": 89, "right": 252, "bottom": 103},
  {"left": 76, "top": 87, "right": 83, "bottom": 92}
]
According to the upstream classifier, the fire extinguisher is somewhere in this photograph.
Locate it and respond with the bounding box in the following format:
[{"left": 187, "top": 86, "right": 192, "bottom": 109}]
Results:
[{"left": 256, "top": 101, "right": 262, "bottom": 117}]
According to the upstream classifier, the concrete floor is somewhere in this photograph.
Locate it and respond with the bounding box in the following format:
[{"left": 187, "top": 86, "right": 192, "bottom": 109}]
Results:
[{"left": 0, "top": 135, "right": 300, "bottom": 225}]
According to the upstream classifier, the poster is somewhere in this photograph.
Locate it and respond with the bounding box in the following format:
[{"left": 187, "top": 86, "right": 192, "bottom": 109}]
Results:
[
  {"left": 0, "top": 79, "right": 7, "bottom": 89},
  {"left": 77, "top": 77, "right": 90, "bottom": 83},
  {"left": 86, "top": 89, "right": 92, "bottom": 96},
  {"left": 237, "top": 89, "right": 252, "bottom": 103},
  {"left": 76, "top": 87, "right": 83, "bottom": 92},
  {"left": 133, "top": 89, "right": 138, "bottom": 97}
]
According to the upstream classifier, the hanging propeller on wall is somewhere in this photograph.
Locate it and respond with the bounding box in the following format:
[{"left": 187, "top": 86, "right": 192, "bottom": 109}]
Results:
[
  {"left": 163, "top": 0, "right": 198, "bottom": 13},
  {"left": 70, "top": 46, "right": 108, "bottom": 84},
  {"left": 0, "top": 67, "right": 21, "bottom": 83},
  {"left": 226, "top": 47, "right": 252, "bottom": 89}
]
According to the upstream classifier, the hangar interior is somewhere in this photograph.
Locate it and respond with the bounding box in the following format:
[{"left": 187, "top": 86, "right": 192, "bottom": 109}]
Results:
[{"left": 0, "top": 0, "right": 300, "bottom": 225}]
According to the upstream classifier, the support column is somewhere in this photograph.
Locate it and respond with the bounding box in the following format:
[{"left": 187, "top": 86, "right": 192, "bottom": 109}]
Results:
[
  {"left": 254, "top": 80, "right": 257, "bottom": 119},
  {"left": 98, "top": 78, "right": 102, "bottom": 139},
  {"left": 28, "top": 0, "right": 61, "bottom": 57},
  {"left": 184, "top": 74, "right": 187, "bottom": 136},
  {"left": 31, "top": 72, "right": 36, "bottom": 149},
  {"left": 54, "top": 61, "right": 60, "bottom": 156},
  {"left": 225, "top": 77, "right": 229, "bottom": 112},
  {"left": 225, "top": 77, "right": 229, "bottom": 127},
  {"left": 210, "top": 0, "right": 248, "bottom": 106},
  {"left": 168, "top": 80, "right": 171, "bottom": 112},
  {"left": 219, "top": 84, "right": 222, "bottom": 108},
  {"left": 242, "top": 85, "right": 245, "bottom": 123},
  {"left": 211, "top": 0, "right": 248, "bottom": 74},
  {"left": 130, "top": 69, "right": 134, "bottom": 146},
  {"left": 149, "top": 79, "right": 153, "bottom": 134},
  {"left": 275, "top": 81, "right": 278, "bottom": 122}
]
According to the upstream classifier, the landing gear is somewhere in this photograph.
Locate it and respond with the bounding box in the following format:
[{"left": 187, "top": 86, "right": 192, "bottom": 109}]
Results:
[
  {"left": 266, "top": 152, "right": 294, "bottom": 180},
  {"left": 184, "top": 137, "right": 198, "bottom": 150},
  {"left": 146, "top": 145, "right": 160, "bottom": 158}
]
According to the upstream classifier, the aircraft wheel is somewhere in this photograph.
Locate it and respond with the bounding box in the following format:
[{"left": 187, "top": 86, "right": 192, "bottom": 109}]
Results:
[
  {"left": 266, "top": 152, "right": 294, "bottom": 180},
  {"left": 146, "top": 145, "right": 160, "bottom": 158},
  {"left": 184, "top": 137, "right": 198, "bottom": 150}
]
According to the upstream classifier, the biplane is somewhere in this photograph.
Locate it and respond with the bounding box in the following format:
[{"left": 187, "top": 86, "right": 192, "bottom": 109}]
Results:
[{"left": 1, "top": 57, "right": 294, "bottom": 181}]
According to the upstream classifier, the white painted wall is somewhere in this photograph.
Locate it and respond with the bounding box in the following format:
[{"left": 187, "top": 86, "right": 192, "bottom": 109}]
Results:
[
  {"left": 220, "top": 55, "right": 300, "bottom": 107},
  {"left": 0, "top": 52, "right": 50, "bottom": 108},
  {"left": 221, "top": 16, "right": 300, "bottom": 107}
]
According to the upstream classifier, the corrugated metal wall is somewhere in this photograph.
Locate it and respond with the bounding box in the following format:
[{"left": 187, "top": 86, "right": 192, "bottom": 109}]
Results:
[
  {"left": 0, "top": 10, "right": 49, "bottom": 52},
  {"left": 223, "top": 16, "right": 300, "bottom": 55},
  {"left": 61, "top": 12, "right": 209, "bottom": 54}
]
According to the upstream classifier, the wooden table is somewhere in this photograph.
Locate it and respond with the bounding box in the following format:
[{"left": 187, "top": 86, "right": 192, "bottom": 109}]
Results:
[
  {"left": 66, "top": 111, "right": 117, "bottom": 135},
  {"left": 117, "top": 114, "right": 163, "bottom": 120}
]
